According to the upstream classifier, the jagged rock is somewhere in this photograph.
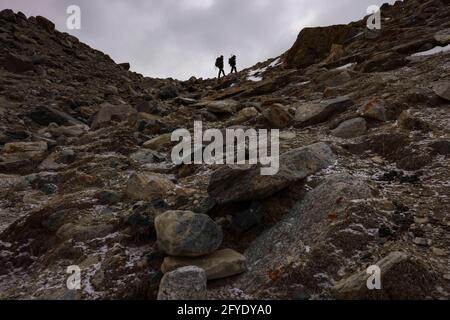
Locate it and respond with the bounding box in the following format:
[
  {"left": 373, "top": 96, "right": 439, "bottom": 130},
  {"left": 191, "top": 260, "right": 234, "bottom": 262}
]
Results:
[
  {"left": 36, "top": 16, "right": 55, "bottom": 33},
  {"left": 124, "top": 172, "right": 175, "bottom": 202},
  {"left": 208, "top": 142, "right": 336, "bottom": 204},
  {"left": 162, "top": 249, "right": 247, "bottom": 280},
  {"left": 331, "top": 117, "right": 367, "bottom": 138},
  {"left": 143, "top": 133, "right": 173, "bottom": 151},
  {"left": 118, "top": 63, "right": 130, "bottom": 70},
  {"left": 1, "top": 53, "right": 34, "bottom": 73},
  {"left": 27, "top": 106, "right": 85, "bottom": 127},
  {"left": 294, "top": 96, "right": 353, "bottom": 127},
  {"left": 157, "top": 266, "right": 207, "bottom": 300},
  {"left": 332, "top": 251, "right": 435, "bottom": 299},
  {"left": 90, "top": 103, "right": 137, "bottom": 130},
  {"left": 155, "top": 210, "right": 223, "bottom": 257},
  {"left": 433, "top": 82, "right": 450, "bottom": 101},
  {"left": 360, "top": 99, "right": 387, "bottom": 122},
  {"left": 261, "top": 103, "right": 292, "bottom": 129},
  {"left": 285, "top": 25, "right": 357, "bottom": 68},
  {"left": 228, "top": 174, "right": 374, "bottom": 296}
]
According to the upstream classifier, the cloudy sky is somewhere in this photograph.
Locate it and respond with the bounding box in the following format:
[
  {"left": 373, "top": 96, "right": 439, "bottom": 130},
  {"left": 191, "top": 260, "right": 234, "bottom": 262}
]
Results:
[{"left": 1, "top": 0, "right": 396, "bottom": 80}]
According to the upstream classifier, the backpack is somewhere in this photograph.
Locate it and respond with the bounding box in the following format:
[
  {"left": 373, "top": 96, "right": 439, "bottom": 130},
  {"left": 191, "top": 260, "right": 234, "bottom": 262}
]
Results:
[{"left": 215, "top": 58, "right": 221, "bottom": 68}]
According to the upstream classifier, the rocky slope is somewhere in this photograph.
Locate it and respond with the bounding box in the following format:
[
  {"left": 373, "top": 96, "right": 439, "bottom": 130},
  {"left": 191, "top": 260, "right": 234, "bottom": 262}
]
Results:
[{"left": 1, "top": 0, "right": 450, "bottom": 300}]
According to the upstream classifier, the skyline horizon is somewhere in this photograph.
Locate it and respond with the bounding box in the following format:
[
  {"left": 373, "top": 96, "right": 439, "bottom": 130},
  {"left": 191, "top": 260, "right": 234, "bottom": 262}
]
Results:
[{"left": 0, "top": 0, "right": 396, "bottom": 80}]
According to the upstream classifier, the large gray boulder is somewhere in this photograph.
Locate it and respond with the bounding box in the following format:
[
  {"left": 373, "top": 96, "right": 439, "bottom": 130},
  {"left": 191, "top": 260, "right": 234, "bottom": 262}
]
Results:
[
  {"left": 227, "top": 174, "right": 374, "bottom": 298},
  {"left": 295, "top": 96, "right": 353, "bottom": 127},
  {"left": 331, "top": 118, "right": 367, "bottom": 138},
  {"left": 155, "top": 211, "right": 223, "bottom": 257},
  {"left": 157, "top": 266, "right": 207, "bottom": 300},
  {"left": 208, "top": 142, "right": 336, "bottom": 204}
]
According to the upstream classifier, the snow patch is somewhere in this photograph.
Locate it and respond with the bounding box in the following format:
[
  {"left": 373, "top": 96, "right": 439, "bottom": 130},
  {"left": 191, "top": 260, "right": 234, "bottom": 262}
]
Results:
[
  {"left": 411, "top": 44, "right": 450, "bottom": 57},
  {"left": 336, "top": 63, "right": 356, "bottom": 70}
]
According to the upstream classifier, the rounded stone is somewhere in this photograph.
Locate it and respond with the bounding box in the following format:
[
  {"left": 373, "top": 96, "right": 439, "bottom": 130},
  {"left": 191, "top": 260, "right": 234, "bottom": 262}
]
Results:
[
  {"left": 157, "top": 266, "right": 207, "bottom": 300},
  {"left": 155, "top": 210, "right": 223, "bottom": 257}
]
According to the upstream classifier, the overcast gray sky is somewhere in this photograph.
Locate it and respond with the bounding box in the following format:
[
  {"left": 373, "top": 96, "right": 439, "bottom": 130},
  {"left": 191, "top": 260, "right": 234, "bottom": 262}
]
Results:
[{"left": 1, "top": 0, "right": 396, "bottom": 80}]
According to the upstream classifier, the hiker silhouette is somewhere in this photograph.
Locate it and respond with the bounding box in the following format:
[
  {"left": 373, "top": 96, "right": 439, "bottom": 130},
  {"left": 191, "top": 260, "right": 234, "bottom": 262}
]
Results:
[
  {"left": 229, "top": 55, "right": 237, "bottom": 74},
  {"left": 215, "top": 55, "right": 225, "bottom": 79}
]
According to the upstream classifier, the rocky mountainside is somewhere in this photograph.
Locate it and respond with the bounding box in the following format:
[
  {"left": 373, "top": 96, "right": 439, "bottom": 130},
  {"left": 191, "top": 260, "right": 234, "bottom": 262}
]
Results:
[{"left": 1, "top": 0, "right": 450, "bottom": 300}]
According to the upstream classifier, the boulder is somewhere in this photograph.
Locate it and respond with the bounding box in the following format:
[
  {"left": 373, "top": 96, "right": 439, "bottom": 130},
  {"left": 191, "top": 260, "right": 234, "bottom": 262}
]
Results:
[
  {"left": 360, "top": 99, "right": 387, "bottom": 121},
  {"left": 36, "top": 16, "right": 55, "bottom": 33},
  {"left": 124, "top": 172, "right": 175, "bottom": 202},
  {"left": 316, "top": 69, "right": 352, "bottom": 88},
  {"left": 285, "top": 25, "right": 357, "bottom": 68},
  {"left": 434, "top": 29, "right": 450, "bottom": 45},
  {"left": 143, "top": 133, "right": 173, "bottom": 151},
  {"left": 261, "top": 103, "right": 293, "bottom": 129},
  {"left": 90, "top": 103, "right": 137, "bottom": 130},
  {"left": 118, "top": 63, "right": 131, "bottom": 70},
  {"left": 294, "top": 96, "right": 353, "bottom": 127},
  {"left": 433, "top": 82, "right": 450, "bottom": 101},
  {"left": 27, "top": 106, "right": 85, "bottom": 127},
  {"left": 208, "top": 142, "right": 336, "bottom": 204},
  {"left": 157, "top": 266, "right": 207, "bottom": 300},
  {"left": 227, "top": 107, "right": 259, "bottom": 125},
  {"left": 155, "top": 210, "right": 223, "bottom": 257},
  {"left": 331, "top": 118, "right": 367, "bottom": 138},
  {"left": 161, "top": 249, "right": 247, "bottom": 280}
]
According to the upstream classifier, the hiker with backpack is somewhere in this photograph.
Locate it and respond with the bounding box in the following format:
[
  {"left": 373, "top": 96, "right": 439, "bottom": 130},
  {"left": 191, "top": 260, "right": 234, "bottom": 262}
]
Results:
[
  {"left": 215, "top": 55, "right": 225, "bottom": 79},
  {"left": 229, "top": 55, "right": 237, "bottom": 74}
]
